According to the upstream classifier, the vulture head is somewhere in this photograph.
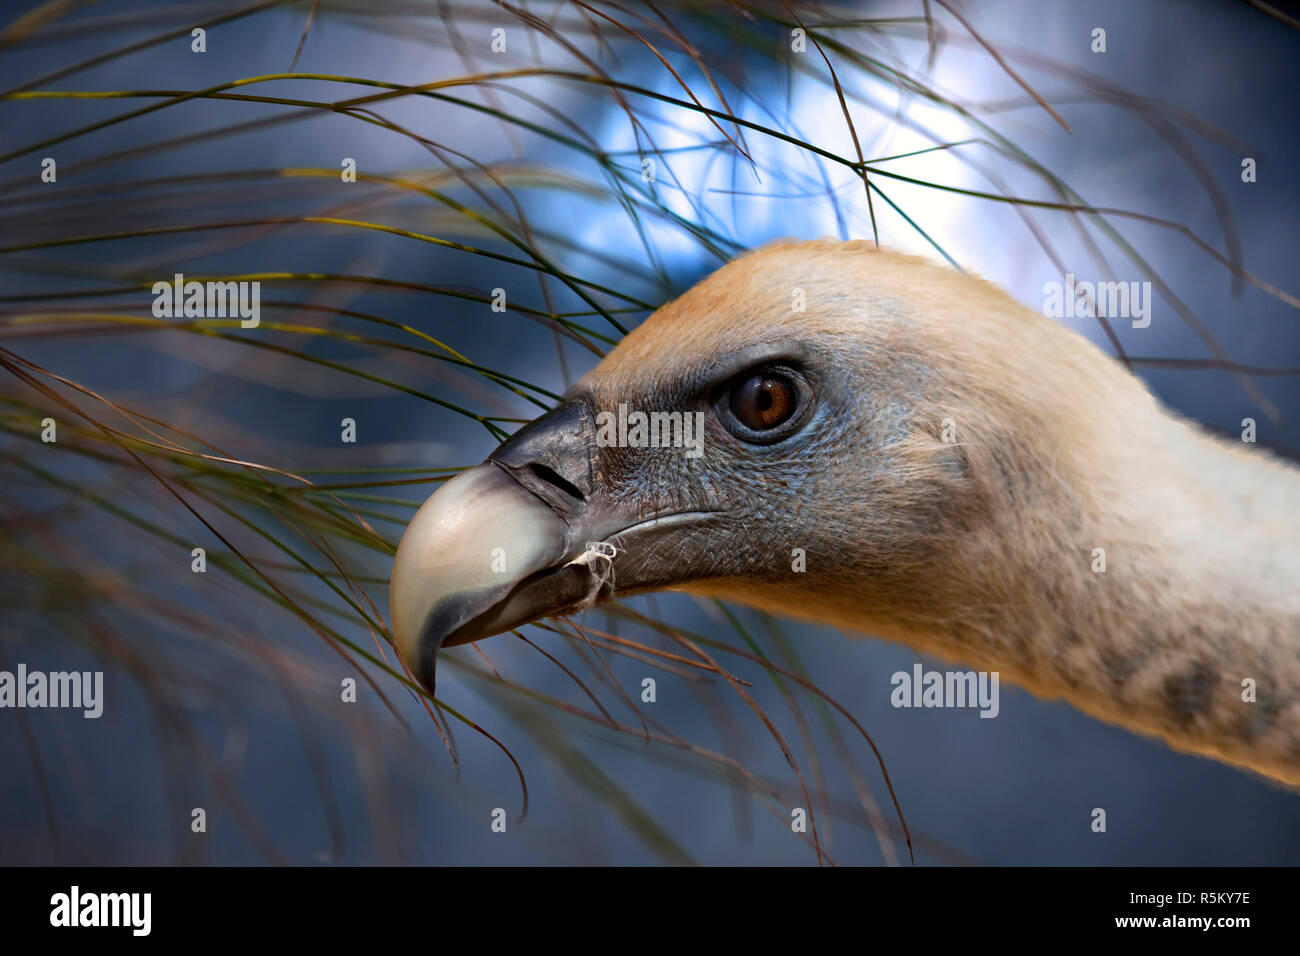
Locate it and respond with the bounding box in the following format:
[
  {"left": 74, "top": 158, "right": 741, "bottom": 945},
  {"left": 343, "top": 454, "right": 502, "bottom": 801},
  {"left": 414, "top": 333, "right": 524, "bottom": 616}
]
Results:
[{"left": 391, "top": 239, "right": 1300, "bottom": 785}]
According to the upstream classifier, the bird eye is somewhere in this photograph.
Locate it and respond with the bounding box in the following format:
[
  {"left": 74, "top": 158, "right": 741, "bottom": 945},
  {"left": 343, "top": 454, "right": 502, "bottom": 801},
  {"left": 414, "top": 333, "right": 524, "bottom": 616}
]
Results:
[{"left": 728, "top": 372, "right": 798, "bottom": 432}]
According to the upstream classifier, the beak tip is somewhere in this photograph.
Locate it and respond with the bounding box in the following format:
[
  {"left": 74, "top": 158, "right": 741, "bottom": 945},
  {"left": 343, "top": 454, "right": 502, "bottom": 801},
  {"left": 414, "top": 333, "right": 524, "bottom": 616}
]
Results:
[{"left": 389, "top": 463, "right": 574, "bottom": 690}]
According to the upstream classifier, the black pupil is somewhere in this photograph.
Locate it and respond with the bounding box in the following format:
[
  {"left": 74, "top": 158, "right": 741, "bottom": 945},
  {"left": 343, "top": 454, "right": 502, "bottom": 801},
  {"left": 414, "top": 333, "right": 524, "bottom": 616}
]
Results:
[{"left": 732, "top": 373, "right": 793, "bottom": 431}]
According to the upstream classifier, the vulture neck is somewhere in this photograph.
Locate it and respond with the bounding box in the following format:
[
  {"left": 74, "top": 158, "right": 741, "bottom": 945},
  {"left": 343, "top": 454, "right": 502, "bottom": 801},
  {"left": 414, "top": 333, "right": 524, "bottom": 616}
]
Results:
[{"left": 927, "top": 414, "right": 1300, "bottom": 787}]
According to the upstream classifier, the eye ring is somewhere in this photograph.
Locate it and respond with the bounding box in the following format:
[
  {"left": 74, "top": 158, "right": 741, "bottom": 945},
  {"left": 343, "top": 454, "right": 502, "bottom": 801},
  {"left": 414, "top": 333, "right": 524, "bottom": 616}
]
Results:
[{"left": 714, "top": 366, "right": 812, "bottom": 444}]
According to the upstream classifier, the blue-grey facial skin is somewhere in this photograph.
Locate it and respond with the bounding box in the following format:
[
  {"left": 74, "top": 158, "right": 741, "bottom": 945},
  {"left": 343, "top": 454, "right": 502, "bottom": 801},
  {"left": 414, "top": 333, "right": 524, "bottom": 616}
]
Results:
[{"left": 570, "top": 329, "right": 974, "bottom": 613}]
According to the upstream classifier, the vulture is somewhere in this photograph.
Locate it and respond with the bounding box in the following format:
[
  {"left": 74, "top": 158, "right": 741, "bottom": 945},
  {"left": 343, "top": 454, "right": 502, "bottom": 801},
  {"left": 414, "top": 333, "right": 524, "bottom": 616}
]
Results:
[{"left": 390, "top": 239, "right": 1300, "bottom": 788}]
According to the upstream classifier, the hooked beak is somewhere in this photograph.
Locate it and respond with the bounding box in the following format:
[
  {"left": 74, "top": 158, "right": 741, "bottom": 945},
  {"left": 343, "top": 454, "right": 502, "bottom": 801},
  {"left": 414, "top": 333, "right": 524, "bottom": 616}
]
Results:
[{"left": 389, "top": 398, "right": 717, "bottom": 693}]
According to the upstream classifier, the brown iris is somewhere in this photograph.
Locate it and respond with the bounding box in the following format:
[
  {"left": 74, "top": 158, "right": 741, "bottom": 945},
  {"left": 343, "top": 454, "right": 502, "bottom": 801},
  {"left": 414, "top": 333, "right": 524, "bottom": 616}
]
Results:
[{"left": 729, "top": 372, "right": 797, "bottom": 431}]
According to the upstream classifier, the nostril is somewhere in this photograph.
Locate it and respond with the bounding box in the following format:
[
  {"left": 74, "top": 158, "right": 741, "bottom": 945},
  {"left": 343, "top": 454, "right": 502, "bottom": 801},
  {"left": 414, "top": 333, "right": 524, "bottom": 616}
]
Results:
[{"left": 526, "top": 462, "right": 586, "bottom": 503}]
